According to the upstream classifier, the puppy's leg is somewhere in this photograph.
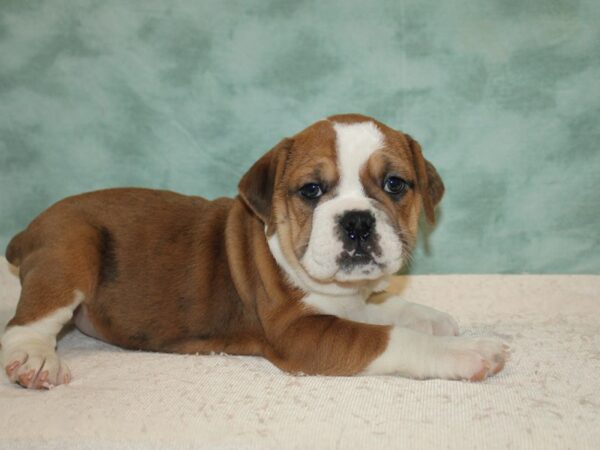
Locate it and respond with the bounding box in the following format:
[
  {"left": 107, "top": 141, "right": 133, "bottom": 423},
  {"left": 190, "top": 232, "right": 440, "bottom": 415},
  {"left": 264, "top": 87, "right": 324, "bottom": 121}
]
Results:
[
  {"left": 265, "top": 315, "right": 507, "bottom": 381},
  {"left": 364, "top": 294, "right": 459, "bottom": 336},
  {"left": 2, "top": 291, "right": 84, "bottom": 389},
  {"left": 363, "top": 327, "right": 508, "bottom": 380},
  {"left": 2, "top": 240, "right": 97, "bottom": 389}
]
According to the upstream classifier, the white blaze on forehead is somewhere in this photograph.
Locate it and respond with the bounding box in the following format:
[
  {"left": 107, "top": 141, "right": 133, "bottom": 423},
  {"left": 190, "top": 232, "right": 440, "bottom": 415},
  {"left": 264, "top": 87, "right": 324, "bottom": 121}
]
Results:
[{"left": 333, "top": 121, "right": 385, "bottom": 196}]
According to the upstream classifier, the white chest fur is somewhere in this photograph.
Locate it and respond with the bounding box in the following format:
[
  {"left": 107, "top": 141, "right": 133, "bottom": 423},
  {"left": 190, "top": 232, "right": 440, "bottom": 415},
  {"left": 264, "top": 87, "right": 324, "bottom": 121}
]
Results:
[{"left": 301, "top": 292, "right": 369, "bottom": 321}]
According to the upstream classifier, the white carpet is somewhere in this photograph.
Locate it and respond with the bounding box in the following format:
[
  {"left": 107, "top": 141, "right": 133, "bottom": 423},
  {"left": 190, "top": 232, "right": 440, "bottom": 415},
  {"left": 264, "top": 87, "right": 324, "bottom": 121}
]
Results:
[{"left": 1, "top": 257, "right": 599, "bottom": 449}]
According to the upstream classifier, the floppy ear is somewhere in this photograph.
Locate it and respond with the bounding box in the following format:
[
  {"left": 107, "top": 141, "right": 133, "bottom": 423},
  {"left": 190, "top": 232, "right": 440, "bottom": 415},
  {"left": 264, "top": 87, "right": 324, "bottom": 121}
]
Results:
[
  {"left": 406, "top": 134, "right": 445, "bottom": 224},
  {"left": 238, "top": 138, "right": 293, "bottom": 229}
]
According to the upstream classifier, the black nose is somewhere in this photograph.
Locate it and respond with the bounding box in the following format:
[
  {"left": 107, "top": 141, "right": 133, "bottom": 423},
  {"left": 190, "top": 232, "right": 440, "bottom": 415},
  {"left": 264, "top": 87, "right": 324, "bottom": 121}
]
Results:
[{"left": 339, "top": 210, "right": 375, "bottom": 242}]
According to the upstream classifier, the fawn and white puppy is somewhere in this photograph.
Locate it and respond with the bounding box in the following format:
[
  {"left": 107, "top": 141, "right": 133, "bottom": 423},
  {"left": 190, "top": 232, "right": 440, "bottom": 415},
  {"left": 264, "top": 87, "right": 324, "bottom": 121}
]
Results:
[{"left": 1, "top": 114, "right": 507, "bottom": 389}]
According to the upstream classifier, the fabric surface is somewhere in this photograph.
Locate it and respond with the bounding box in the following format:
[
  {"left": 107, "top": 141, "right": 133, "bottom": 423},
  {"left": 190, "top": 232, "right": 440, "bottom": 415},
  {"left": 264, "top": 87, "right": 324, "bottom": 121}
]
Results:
[
  {"left": 0, "top": 258, "right": 599, "bottom": 449},
  {"left": 1, "top": 0, "right": 600, "bottom": 274}
]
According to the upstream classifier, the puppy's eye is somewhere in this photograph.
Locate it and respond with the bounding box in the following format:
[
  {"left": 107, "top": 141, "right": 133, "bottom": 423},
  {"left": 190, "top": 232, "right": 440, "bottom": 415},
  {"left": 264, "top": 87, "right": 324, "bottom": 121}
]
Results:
[
  {"left": 383, "top": 176, "right": 409, "bottom": 195},
  {"left": 299, "top": 183, "right": 323, "bottom": 199}
]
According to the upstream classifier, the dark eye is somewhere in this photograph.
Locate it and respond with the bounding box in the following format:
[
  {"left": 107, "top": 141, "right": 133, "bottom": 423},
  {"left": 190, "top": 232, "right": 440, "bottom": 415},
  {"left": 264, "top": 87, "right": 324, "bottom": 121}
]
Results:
[
  {"left": 299, "top": 183, "right": 323, "bottom": 199},
  {"left": 383, "top": 176, "right": 409, "bottom": 195}
]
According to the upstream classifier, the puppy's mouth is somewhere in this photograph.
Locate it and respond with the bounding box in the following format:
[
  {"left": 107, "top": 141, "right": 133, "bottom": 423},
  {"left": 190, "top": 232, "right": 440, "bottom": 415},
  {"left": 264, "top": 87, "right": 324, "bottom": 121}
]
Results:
[
  {"left": 297, "top": 244, "right": 399, "bottom": 285},
  {"left": 335, "top": 251, "right": 386, "bottom": 281},
  {"left": 337, "top": 248, "right": 377, "bottom": 269}
]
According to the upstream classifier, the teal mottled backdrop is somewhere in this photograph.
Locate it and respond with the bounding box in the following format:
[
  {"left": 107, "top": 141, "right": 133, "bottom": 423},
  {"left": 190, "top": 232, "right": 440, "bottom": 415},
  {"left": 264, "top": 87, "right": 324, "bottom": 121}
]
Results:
[{"left": 0, "top": 0, "right": 598, "bottom": 273}]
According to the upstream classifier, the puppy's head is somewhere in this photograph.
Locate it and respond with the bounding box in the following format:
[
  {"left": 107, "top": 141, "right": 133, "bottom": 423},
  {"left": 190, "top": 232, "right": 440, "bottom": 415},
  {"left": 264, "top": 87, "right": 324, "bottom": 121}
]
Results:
[{"left": 239, "top": 114, "right": 444, "bottom": 290}]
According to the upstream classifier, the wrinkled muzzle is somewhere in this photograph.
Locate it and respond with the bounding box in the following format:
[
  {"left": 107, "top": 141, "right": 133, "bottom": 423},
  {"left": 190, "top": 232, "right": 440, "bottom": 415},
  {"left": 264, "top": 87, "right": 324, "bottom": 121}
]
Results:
[{"left": 301, "top": 196, "right": 404, "bottom": 282}]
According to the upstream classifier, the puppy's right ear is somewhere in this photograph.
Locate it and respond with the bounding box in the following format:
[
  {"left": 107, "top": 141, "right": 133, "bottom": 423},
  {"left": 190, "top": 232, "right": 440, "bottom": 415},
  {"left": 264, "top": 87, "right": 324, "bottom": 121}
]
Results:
[{"left": 238, "top": 138, "right": 293, "bottom": 231}]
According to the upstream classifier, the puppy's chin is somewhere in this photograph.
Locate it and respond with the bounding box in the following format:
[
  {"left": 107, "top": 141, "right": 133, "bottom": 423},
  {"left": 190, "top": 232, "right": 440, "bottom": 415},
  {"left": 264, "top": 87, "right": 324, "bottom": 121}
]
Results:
[
  {"left": 300, "top": 256, "right": 403, "bottom": 285},
  {"left": 334, "top": 264, "right": 386, "bottom": 283}
]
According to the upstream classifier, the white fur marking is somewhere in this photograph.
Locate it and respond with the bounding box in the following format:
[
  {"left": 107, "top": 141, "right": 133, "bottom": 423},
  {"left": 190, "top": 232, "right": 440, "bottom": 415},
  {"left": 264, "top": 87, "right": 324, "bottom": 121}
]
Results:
[
  {"left": 1, "top": 290, "right": 84, "bottom": 388},
  {"left": 364, "top": 327, "right": 508, "bottom": 380},
  {"left": 302, "top": 292, "right": 369, "bottom": 318},
  {"left": 334, "top": 121, "right": 385, "bottom": 197},
  {"left": 302, "top": 292, "right": 459, "bottom": 335}
]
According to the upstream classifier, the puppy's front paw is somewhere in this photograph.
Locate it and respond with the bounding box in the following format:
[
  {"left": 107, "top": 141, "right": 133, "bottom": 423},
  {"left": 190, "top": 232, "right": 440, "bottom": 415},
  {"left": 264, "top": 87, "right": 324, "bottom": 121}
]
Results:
[
  {"left": 4, "top": 350, "right": 71, "bottom": 389},
  {"left": 436, "top": 337, "right": 509, "bottom": 381},
  {"left": 396, "top": 303, "right": 459, "bottom": 336}
]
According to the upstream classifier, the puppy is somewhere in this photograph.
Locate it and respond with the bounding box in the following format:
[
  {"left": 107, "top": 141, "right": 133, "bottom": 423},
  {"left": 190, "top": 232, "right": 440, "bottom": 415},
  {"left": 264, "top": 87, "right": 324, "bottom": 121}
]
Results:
[{"left": 1, "top": 114, "right": 508, "bottom": 389}]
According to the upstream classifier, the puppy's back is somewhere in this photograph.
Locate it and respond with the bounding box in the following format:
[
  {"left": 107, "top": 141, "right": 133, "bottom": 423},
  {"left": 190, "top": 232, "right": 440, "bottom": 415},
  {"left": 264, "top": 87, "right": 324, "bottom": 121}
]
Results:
[{"left": 5, "top": 188, "right": 218, "bottom": 268}]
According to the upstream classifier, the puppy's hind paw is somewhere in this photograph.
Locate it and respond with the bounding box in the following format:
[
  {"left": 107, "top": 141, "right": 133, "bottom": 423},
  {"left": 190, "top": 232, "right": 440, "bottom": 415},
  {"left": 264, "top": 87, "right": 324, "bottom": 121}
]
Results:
[{"left": 5, "top": 350, "right": 71, "bottom": 390}]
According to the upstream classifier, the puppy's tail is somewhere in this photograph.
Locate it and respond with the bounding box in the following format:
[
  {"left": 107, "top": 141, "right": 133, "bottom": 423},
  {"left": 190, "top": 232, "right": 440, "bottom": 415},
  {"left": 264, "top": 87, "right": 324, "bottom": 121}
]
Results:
[{"left": 6, "top": 230, "right": 26, "bottom": 267}]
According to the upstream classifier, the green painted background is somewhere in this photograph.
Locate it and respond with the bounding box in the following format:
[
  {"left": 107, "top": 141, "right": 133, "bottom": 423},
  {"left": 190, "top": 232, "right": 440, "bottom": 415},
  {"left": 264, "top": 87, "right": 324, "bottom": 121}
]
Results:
[{"left": 0, "top": 0, "right": 598, "bottom": 274}]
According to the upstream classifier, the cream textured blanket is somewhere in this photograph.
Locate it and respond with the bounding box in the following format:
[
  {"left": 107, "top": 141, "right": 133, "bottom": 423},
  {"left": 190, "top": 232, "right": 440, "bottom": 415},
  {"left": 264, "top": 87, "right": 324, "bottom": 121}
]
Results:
[{"left": 0, "top": 258, "right": 599, "bottom": 449}]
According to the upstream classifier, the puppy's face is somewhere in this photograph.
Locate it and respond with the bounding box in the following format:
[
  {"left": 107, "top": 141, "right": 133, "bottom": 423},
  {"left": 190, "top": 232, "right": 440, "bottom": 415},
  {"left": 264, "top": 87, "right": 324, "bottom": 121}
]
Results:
[{"left": 239, "top": 114, "right": 444, "bottom": 289}]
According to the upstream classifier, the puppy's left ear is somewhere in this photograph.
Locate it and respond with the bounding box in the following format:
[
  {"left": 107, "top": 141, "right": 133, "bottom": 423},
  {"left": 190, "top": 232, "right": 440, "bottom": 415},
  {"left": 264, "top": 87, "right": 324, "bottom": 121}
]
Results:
[
  {"left": 238, "top": 138, "right": 293, "bottom": 232},
  {"left": 406, "top": 134, "right": 445, "bottom": 224}
]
